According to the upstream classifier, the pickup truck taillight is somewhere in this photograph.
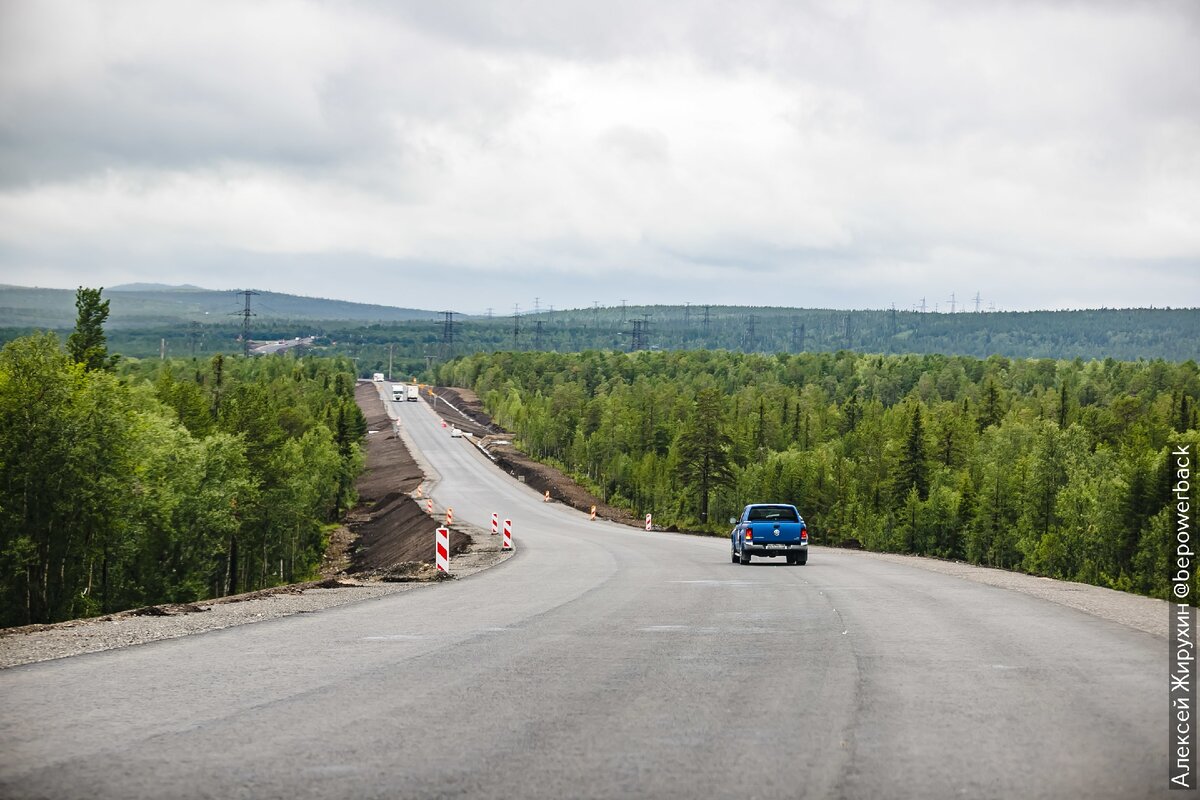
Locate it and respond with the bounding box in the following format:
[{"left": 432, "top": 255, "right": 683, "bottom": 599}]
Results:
[
  {"left": 801, "top": 526, "right": 808, "bottom": 543},
  {"left": 745, "top": 528, "right": 752, "bottom": 541}
]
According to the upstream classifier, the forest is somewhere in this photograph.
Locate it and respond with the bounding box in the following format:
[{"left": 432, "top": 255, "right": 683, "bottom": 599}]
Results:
[
  {"left": 3, "top": 298, "right": 1197, "bottom": 366},
  {"left": 439, "top": 349, "right": 1199, "bottom": 600},
  {"left": 0, "top": 312, "right": 366, "bottom": 626}
]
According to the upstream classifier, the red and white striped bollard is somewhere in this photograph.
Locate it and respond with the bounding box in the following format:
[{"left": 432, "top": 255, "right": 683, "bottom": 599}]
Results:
[
  {"left": 426, "top": 498, "right": 433, "bottom": 515},
  {"left": 645, "top": 513, "right": 652, "bottom": 531},
  {"left": 502, "top": 518, "right": 513, "bottom": 550},
  {"left": 435, "top": 527, "right": 450, "bottom": 573},
  {"left": 590, "top": 505, "right": 596, "bottom": 521},
  {"left": 445, "top": 507, "right": 453, "bottom": 525},
  {"left": 491, "top": 512, "right": 499, "bottom": 535}
]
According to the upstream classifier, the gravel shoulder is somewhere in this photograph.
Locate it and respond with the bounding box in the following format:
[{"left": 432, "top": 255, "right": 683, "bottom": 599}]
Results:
[{"left": 839, "top": 547, "right": 1170, "bottom": 638}]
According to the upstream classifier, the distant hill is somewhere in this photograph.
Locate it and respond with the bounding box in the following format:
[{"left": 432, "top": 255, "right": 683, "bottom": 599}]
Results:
[
  {"left": 108, "top": 283, "right": 208, "bottom": 292},
  {"left": 1, "top": 285, "right": 1196, "bottom": 362},
  {"left": 0, "top": 285, "right": 437, "bottom": 328}
]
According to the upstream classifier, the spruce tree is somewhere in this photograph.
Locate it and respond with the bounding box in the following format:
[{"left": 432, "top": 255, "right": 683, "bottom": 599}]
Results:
[
  {"left": 894, "top": 402, "right": 929, "bottom": 503},
  {"left": 675, "top": 388, "right": 735, "bottom": 524},
  {"left": 66, "top": 286, "right": 117, "bottom": 371}
]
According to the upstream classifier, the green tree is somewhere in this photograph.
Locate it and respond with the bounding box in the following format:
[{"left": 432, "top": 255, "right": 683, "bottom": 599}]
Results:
[
  {"left": 66, "top": 287, "right": 117, "bottom": 372},
  {"left": 675, "top": 387, "right": 735, "bottom": 524},
  {"left": 893, "top": 402, "right": 929, "bottom": 503}
]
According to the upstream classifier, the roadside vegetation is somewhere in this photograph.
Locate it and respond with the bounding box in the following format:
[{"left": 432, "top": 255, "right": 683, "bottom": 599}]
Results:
[
  {"left": 0, "top": 289, "right": 366, "bottom": 627},
  {"left": 440, "top": 349, "right": 1198, "bottom": 600}
]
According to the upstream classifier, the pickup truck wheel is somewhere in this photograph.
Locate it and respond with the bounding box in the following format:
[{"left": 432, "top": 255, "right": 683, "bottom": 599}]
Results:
[
  {"left": 731, "top": 545, "right": 739, "bottom": 563},
  {"left": 795, "top": 551, "right": 808, "bottom": 566},
  {"left": 785, "top": 553, "right": 796, "bottom": 565},
  {"left": 738, "top": 548, "right": 751, "bottom": 565}
]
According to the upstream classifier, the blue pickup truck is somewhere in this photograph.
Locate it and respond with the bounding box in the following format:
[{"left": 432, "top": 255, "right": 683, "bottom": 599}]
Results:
[{"left": 730, "top": 504, "right": 808, "bottom": 565}]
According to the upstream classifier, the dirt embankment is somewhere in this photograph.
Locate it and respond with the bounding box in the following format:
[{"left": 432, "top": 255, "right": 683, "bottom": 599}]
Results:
[
  {"left": 427, "top": 386, "right": 643, "bottom": 529},
  {"left": 341, "top": 383, "right": 471, "bottom": 575}
]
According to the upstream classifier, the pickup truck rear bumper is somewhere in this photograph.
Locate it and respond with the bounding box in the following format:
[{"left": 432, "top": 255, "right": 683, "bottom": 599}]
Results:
[{"left": 743, "top": 543, "right": 807, "bottom": 556}]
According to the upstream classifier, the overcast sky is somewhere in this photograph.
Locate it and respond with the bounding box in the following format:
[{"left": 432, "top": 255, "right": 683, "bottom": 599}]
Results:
[{"left": 1, "top": 0, "right": 1197, "bottom": 314}]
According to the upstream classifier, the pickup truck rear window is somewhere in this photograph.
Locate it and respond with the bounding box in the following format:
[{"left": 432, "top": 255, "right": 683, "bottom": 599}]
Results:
[{"left": 747, "top": 506, "right": 800, "bottom": 522}]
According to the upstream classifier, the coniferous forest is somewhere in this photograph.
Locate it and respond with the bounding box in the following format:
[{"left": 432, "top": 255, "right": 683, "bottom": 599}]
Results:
[
  {"left": 440, "top": 349, "right": 1198, "bottom": 600},
  {"left": 0, "top": 323, "right": 365, "bottom": 626}
]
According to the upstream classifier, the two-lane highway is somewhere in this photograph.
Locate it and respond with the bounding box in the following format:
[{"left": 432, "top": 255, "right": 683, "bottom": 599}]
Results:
[{"left": 0, "top": 387, "right": 1173, "bottom": 798}]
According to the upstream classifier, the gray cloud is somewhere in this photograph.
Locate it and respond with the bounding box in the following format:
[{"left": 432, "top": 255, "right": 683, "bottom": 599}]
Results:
[{"left": 0, "top": 0, "right": 1197, "bottom": 313}]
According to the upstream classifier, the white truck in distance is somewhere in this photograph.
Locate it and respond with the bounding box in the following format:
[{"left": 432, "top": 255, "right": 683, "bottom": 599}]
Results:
[
  {"left": 406, "top": 384, "right": 419, "bottom": 402},
  {"left": 392, "top": 384, "right": 406, "bottom": 402}
]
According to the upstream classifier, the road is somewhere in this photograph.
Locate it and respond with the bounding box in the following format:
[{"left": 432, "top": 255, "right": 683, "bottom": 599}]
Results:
[
  {"left": 0, "top": 386, "right": 1172, "bottom": 799},
  {"left": 251, "top": 336, "right": 315, "bottom": 355}
]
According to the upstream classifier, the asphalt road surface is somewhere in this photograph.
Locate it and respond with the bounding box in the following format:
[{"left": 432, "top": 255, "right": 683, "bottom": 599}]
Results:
[{"left": 0, "top": 387, "right": 1172, "bottom": 799}]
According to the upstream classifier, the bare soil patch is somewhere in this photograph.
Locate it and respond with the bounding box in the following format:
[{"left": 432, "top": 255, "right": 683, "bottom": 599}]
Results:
[{"left": 347, "top": 382, "right": 472, "bottom": 573}]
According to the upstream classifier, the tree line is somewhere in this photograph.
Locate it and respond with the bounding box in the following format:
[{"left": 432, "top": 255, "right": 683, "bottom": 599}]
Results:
[
  {"left": 440, "top": 349, "right": 1198, "bottom": 600},
  {"left": 4, "top": 305, "right": 1196, "bottom": 365},
  {"left": 0, "top": 290, "right": 366, "bottom": 626}
]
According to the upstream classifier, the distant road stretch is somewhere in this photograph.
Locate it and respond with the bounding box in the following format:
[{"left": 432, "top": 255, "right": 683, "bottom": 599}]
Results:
[
  {"left": 0, "top": 384, "right": 1173, "bottom": 799},
  {"left": 251, "top": 335, "right": 315, "bottom": 355}
]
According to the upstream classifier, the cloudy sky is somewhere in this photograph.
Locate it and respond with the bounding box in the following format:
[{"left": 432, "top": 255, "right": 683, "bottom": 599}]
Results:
[{"left": 1, "top": 0, "right": 1197, "bottom": 314}]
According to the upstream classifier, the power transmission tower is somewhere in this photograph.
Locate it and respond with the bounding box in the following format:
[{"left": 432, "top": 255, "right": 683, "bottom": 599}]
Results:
[
  {"left": 512, "top": 304, "right": 521, "bottom": 350},
  {"left": 684, "top": 302, "right": 691, "bottom": 325},
  {"left": 790, "top": 319, "right": 801, "bottom": 353},
  {"left": 919, "top": 297, "right": 927, "bottom": 315},
  {"left": 889, "top": 303, "right": 898, "bottom": 335},
  {"left": 620, "top": 299, "right": 627, "bottom": 324},
  {"left": 629, "top": 318, "right": 647, "bottom": 352},
  {"left": 591, "top": 301, "right": 599, "bottom": 328},
  {"left": 234, "top": 290, "right": 259, "bottom": 356},
  {"left": 441, "top": 311, "right": 457, "bottom": 346},
  {"left": 973, "top": 292, "right": 982, "bottom": 313},
  {"left": 703, "top": 305, "right": 710, "bottom": 333},
  {"left": 948, "top": 292, "right": 957, "bottom": 314},
  {"left": 534, "top": 319, "right": 544, "bottom": 351},
  {"left": 187, "top": 322, "right": 202, "bottom": 357},
  {"left": 796, "top": 323, "right": 806, "bottom": 352},
  {"left": 746, "top": 314, "right": 757, "bottom": 351}
]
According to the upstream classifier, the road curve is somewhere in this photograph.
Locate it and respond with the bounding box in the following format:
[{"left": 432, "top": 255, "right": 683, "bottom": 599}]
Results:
[{"left": 0, "top": 387, "right": 1173, "bottom": 799}]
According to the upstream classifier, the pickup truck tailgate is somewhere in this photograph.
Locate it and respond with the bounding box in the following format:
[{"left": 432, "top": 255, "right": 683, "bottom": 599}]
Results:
[{"left": 747, "top": 521, "right": 803, "bottom": 548}]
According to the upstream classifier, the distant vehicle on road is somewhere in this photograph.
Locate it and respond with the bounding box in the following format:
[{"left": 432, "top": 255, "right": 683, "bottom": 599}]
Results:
[
  {"left": 392, "top": 384, "right": 406, "bottom": 401},
  {"left": 731, "top": 504, "right": 808, "bottom": 565},
  {"left": 406, "top": 385, "right": 419, "bottom": 402},
  {"left": 450, "top": 426, "right": 463, "bottom": 438},
  {"left": 372, "top": 373, "right": 385, "bottom": 382}
]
